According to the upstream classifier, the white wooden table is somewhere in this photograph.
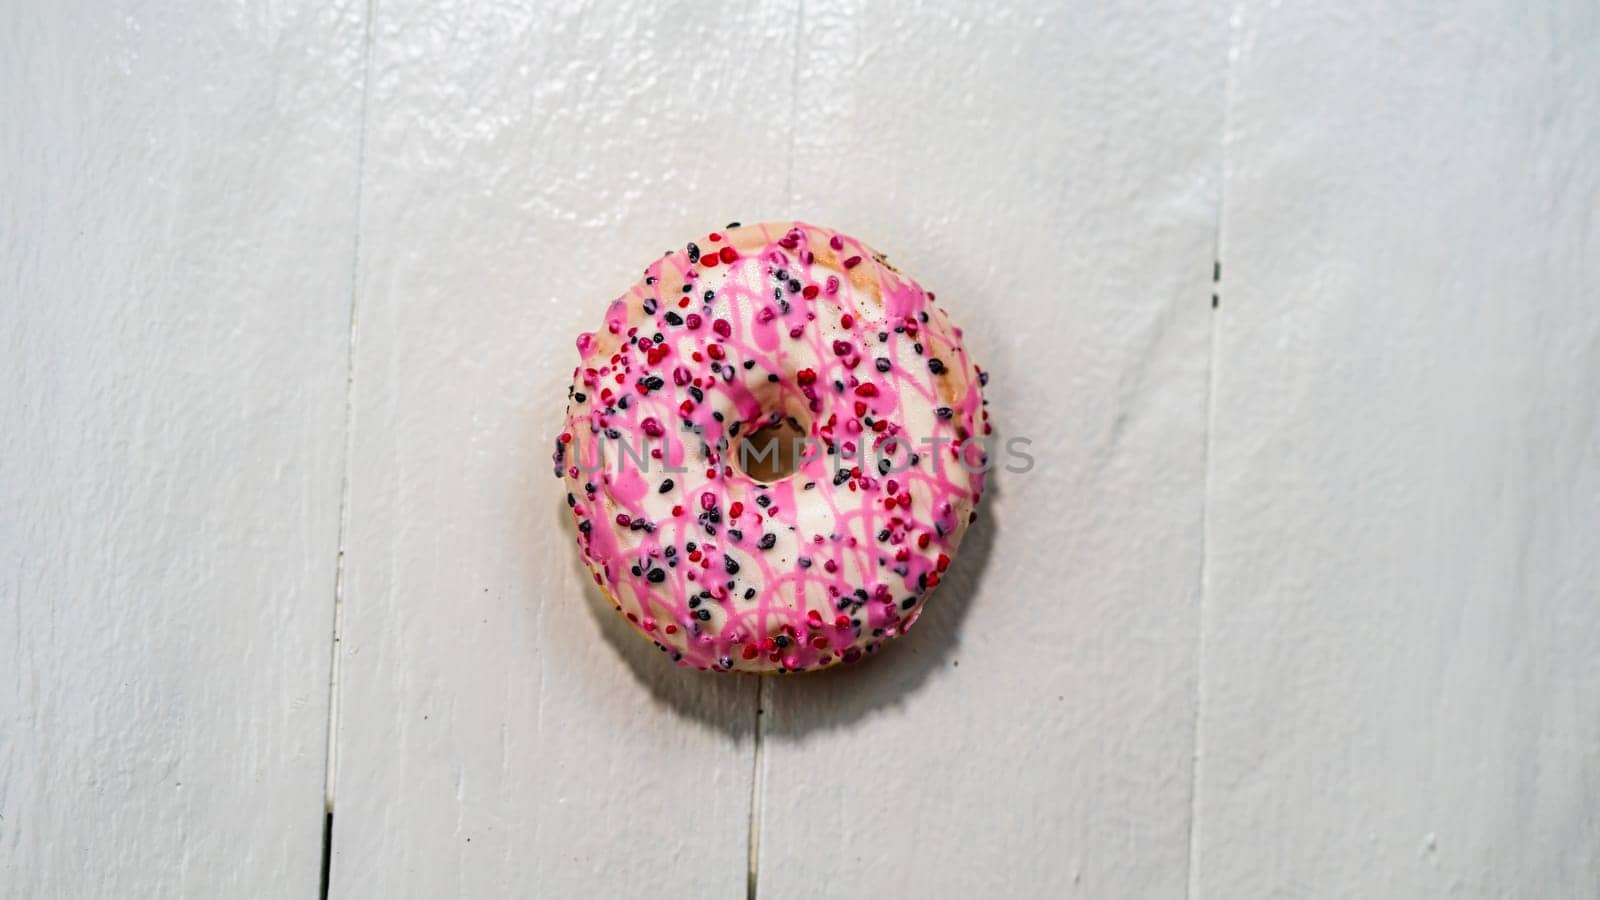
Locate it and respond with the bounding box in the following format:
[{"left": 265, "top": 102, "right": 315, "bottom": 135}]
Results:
[{"left": 5, "top": 2, "right": 1598, "bottom": 897}]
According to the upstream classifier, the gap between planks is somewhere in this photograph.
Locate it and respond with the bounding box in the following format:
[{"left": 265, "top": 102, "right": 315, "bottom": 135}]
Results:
[{"left": 320, "top": 1, "right": 379, "bottom": 896}]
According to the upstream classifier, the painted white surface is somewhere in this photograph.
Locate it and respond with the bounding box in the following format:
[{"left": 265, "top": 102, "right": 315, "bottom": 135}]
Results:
[
  {"left": 1194, "top": 3, "right": 1600, "bottom": 896},
  {"left": 3, "top": 2, "right": 1597, "bottom": 899},
  {"left": 757, "top": 2, "right": 1225, "bottom": 897},
  {"left": 1, "top": 1, "right": 364, "bottom": 896}
]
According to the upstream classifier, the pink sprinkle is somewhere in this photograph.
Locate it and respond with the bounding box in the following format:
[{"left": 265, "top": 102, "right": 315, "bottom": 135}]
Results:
[
  {"left": 700, "top": 492, "right": 716, "bottom": 510},
  {"left": 713, "top": 318, "right": 732, "bottom": 338},
  {"left": 825, "top": 276, "right": 840, "bottom": 294},
  {"left": 641, "top": 417, "right": 664, "bottom": 437},
  {"left": 829, "top": 235, "right": 843, "bottom": 250},
  {"left": 843, "top": 256, "right": 862, "bottom": 269}
]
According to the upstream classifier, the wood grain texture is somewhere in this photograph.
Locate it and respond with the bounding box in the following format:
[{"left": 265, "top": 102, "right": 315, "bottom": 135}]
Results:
[
  {"left": 325, "top": 1, "right": 799, "bottom": 895},
  {"left": 0, "top": 2, "right": 365, "bottom": 896},
  {"left": 755, "top": 2, "right": 1227, "bottom": 897},
  {"left": 1194, "top": 2, "right": 1600, "bottom": 896}
]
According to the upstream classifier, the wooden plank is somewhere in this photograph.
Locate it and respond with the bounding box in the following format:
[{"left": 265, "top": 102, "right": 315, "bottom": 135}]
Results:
[
  {"left": 326, "top": 2, "right": 801, "bottom": 895},
  {"left": 754, "top": 3, "right": 1228, "bottom": 897},
  {"left": 0, "top": 3, "right": 365, "bottom": 896},
  {"left": 1194, "top": 3, "right": 1600, "bottom": 896}
]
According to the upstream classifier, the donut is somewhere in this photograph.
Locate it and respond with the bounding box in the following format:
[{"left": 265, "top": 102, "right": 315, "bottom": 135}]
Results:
[{"left": 554, "top": 222, "right": 990, "bottom": 673}]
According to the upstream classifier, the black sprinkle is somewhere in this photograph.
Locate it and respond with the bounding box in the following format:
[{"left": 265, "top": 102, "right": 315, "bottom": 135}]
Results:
[
  {"left": 757, "top": 533, "right": 776, "bottom": 550},
  {"left": 664, "top": 311, "right": 683, "bottom": 326},
  {"left": 659, "top": 479, "right": 675, "bottom": 493}
]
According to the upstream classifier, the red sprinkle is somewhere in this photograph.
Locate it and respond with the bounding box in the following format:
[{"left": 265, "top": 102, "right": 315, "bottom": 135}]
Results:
[
  {"left": 854, "top": 383, "right": 878, "bottom": 397},
  {"left": 718, "top": 246, "right": 738, "bottom": 264},
  {"left": 841, "top": 314, "right": 854, "bottom": 328},
  {"left": 843, "top": 255, "right": 862, "bottom": 269},
  {"left": 796, "top": 368, "right": 817, "bottom": 386},
  {"left": 802, "top": 284, "right": 819, "bottom": 299},
  {"left": 729, "top": 501, "right": 744, "bottom": 518},
  {"left": 713, "top": 318, "right": 732, "bottom": 338}
]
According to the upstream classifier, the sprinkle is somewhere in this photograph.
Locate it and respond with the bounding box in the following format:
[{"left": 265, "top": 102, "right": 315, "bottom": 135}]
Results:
[
  {"left": 713, "top": 318, "right": 732, "bottom": 338},
  {"left": 659, "top": 479, "right": 675, "bottom": 493},
  {"left": 797, "top": 368, "right": 817, "bottom": 386},
  {"left": 641, "top": 417, "right": 664, "bottom": 437},
  {"left": 928, "top": 358, "right": 946, "bottom": 374},
  {"left": 701, "top": 492, "right": 716, "bottom": 510},
  {"left": 664, "top": 311, "right": 683, "bottom": 326},
  {"left": 829, "top": 235, "right": 843, "bottom": 250},
  {"left": 757, "top": 533, "right": 776, "bottom": 550},
  {"left": 854, "top": 383, "right": 878, "bottom": 398},
  {"left": 718, "top": 246, "right": 738, "bottom": 264},
  {"left": 832, "top": 340, "right": 851, "bottom": 357},
  {"left": 843, "top": 256, "right": 862, "bottom": 269}
]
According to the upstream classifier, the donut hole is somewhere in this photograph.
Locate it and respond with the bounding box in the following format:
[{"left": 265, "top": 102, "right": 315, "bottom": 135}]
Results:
[{"left": 733, "top": 414, "right": 810, "bottom": 483}]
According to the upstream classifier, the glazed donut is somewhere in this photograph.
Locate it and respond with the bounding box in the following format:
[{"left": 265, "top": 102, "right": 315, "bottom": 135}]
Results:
[{"left": 554, "top": 222, "right": 989, "bottom": 672}]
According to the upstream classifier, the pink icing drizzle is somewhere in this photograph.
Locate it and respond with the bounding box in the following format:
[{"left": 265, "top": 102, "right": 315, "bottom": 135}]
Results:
[{"left": 554, "top": 222, "right": 990, "bottom": 672}]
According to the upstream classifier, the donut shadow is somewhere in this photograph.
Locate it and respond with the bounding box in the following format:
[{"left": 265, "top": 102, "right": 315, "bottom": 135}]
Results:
[{"left": 560, "top": 473, "right": 1000, "bottom": 739}]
